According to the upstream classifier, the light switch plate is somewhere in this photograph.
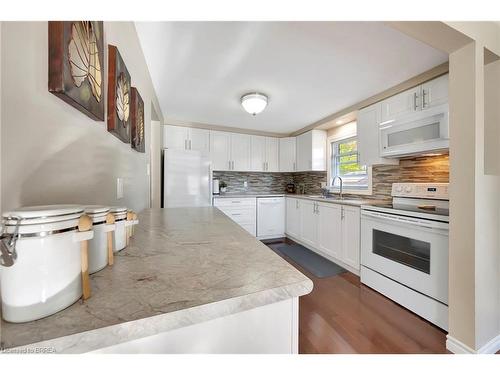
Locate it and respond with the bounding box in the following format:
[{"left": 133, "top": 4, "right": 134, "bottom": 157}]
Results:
[
  {"left": 116, "top": 178, "right": 124, "bottom": 199},
  {"left": 146, "top": 163, "right": 151, "bottom": 176}
]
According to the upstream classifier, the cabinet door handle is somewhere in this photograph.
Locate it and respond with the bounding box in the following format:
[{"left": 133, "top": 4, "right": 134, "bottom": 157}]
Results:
[
  {"left": 422, "top": 89, "right": 427, "bottom": 109},
  {"left": 185, "top": 139, "right": 188, "bottom": 150},
  {"left": 293, "top": 162, "right": 296, "bottom": 171},
  {"left": 341, "top": 206, "right": 345, "bottom": 220},
  {"left": 232, "top": 161, "right": 235, "bottom": 170},
  {"left": 263, "top": 162, "right": 266, "bottom": 171},
  {"left": 413, "top": 92, "right": 419, "bottom": 111},
  {"left": 189, "top": 139, "right": 192, "bottom": 150},
  {"left": 316, "top": 204, "right": 320, "bottom": 214}
]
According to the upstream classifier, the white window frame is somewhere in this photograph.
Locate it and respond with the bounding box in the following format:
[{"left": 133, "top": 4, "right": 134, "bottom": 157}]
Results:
[{"left": 327, "top": 133, "right": 372, "bottom": 196}]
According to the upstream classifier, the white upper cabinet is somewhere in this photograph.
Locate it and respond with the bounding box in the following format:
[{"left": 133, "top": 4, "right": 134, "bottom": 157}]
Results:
[
  {"left": 230, "top": 133, "right": 252, "bottom": 172},
  {"left": 380, "top": 74, "right": 449, "bottom": 123},
  {"left": 357, "top": 104, "right": 399, "bottom": 166},
  {"left": 250, "top": 136, "right": 266, "bottom": 171},
  {"left": 163, "top": 125, "right": 210, "bottom": 154},
  {"left": 421, "top": 74, "right": 448, "bottom": 110},
  {"left": 265, "top": 137, "right": 279, "bottom": 172},
  {"left": 296, "top": 130, "right": 327, "bottom": 172},
  {"left": 163, "top": 125, "right": 189, "bottom": 150},
  {"left": 189, "top": 128, "right": 210, "bottom": 153},
  {"left": 210, "top": 131, "right": 232, "bottom": 171},
  {"left": 250, "top": 136, "right": 279, "bottom": 172},
  {"left": 380, "top": 86, "right": 421, "bottom": 123},
  {"left": 279, "top": 137, "right": 296, "bottom": 172}
]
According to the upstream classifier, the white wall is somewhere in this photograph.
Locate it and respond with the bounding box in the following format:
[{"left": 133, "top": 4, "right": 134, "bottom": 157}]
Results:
[
  {"left": 0, "top": 21, "right": 2, "bottom": 216},
  {"left": 1, "top": 22, "right": 163, "bottom": 213},
  {"left": 448, "top": 41, "right": 500, "bottom": 352}
]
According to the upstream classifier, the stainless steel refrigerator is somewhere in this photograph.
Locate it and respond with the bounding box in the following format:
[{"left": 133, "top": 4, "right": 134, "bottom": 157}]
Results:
[{"left": 162, "top": 148, "right": 212, "bottom": 208}]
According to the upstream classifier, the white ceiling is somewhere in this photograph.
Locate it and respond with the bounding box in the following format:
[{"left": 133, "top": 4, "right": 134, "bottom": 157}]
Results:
[{"left": 136, "top": 22, "right": 448, "bottom": 134}]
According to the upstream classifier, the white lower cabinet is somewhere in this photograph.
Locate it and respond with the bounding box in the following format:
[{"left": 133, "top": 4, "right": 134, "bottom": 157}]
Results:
[
  {"left": 299, "top": 200, "right": 318, "bottom": 248},
  {"left": 214, "top": 196, "right": 286, "bottom": 239},
  {"left": 213, "top": 197, "right": 256, "bottom": 236},
  {"left": 317, "top": 202, "right": 342, "bottom": 260},
  {"left": 341, "top": 205, "right": 360, "bottom": 270},
  {"left": 285, "top": 197, "right": 361, "bottom": 273},
  {"left": 285, "top": 198, "right": 301, "bottom": 238}
]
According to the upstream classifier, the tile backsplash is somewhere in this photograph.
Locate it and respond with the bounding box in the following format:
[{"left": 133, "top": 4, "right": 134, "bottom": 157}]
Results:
[
  {"left": 213, "top": 171, "right": 295, "bottom": 194},
  {"left": 213, "top": 154, "right": 449, "bottom": 199}
]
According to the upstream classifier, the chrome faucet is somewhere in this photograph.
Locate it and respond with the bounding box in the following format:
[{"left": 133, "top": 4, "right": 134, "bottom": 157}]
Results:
[{"left": 331, "top": 176, "right": 343, "bottom": 199}]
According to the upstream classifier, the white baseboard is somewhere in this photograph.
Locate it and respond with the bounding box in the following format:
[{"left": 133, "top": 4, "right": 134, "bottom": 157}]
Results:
[{"left": 447, "top": 334, "right": 500, "bottom": 354}]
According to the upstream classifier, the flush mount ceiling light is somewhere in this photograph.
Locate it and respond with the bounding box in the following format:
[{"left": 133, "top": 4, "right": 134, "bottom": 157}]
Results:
[{"left": 241, "top": 92, "right": 268, "bottom": 116}]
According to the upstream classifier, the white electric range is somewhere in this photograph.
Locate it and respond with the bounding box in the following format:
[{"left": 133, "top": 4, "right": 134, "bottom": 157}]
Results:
[{"left": 360, "top": 182, "right": 449, "bottom": 331}]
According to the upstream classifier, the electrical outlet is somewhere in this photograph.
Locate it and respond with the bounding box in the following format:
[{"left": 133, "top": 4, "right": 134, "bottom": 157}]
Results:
[
  {"left": 116, "top": 178, "right": 124, "bottom": 199},
  {"left": 146, "top": 163, "right": 151, "bottom": 176},
  {"left": 243, "top": 180, "right": 248, "bottom": 189}
]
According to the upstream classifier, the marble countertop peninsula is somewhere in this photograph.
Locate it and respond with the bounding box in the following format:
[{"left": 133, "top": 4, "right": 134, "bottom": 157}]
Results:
[
  {"left": 0, "top": 208, "right": 312, "bottom": 353},
  {"left": 213, "top": 193, "right": 285, "bottom": 198}
]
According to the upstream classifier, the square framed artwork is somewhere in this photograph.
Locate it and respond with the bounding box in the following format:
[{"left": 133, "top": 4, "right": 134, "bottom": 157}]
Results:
[
  {"left": 107, "top": 45, "right": 131, "bottom": 143},
  {"left": 130, "top": 87, "right": 145, "bottom": 153},
  {"left": 48, "top": 21, "right": 104, "bottom": 121}
]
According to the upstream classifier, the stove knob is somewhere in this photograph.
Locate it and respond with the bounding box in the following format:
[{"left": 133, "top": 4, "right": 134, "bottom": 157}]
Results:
[
  {"left": 395, "top": 185, "right": 403, "bottom": 193},
  {"left": 405, "top": 186, "right": 413, "bottom": 193}
]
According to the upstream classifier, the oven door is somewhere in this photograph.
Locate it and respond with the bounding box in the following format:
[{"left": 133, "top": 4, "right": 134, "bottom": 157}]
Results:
[{"left": 361, "top": 210, "right": 449, "bottom": 304}]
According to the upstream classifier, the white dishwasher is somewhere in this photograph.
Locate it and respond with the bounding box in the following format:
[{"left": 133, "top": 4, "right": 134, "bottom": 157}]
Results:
[{"left": 257, "top": 197, "right": 285, "bottom": 239}]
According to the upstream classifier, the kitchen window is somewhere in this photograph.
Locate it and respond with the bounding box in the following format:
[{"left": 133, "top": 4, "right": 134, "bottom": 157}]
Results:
[{"left": 329, "top": 136, "right": 370, "bottom": 193}]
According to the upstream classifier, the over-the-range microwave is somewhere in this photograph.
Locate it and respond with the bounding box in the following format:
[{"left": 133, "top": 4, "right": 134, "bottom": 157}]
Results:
[{"left": 379, "top": 103, "right": 449, "bottom": 158}]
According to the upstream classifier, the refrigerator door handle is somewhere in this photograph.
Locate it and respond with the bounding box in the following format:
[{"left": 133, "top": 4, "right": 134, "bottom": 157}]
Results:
[{"left": 208, "top": 164, "right": 213, "bottom": 206}]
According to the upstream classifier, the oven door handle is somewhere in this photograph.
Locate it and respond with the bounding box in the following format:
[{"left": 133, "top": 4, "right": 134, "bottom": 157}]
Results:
[{"left": 361, "top": 210, "right": 449, "bottom": 231}]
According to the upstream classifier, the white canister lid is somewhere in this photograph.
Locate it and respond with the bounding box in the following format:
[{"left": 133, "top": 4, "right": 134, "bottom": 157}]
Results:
[
  {"left": 84, "top": 205, "right": 111, "bottom": 223},
  {"left": 84, "top": 205, "right": 111, "bottom": 214},
  {"left": 110, "top": 206, "right": 128, "bottom": 214},
  {"left": 2, "top": 204, "right": 84, "bottom": 226}
]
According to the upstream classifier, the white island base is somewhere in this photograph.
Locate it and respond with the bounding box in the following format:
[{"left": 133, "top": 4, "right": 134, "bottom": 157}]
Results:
[{"left": 92, "top": 298, "right": 299, "bottom": 354}]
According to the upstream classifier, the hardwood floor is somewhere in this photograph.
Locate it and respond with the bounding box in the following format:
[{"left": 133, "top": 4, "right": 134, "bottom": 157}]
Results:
[{"left": 265, "top": 240, "right": 448, "bottom": 354}]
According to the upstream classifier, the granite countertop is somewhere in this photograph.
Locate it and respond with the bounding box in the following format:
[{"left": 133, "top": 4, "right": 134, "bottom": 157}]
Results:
[
  {"left": 1, "top": 208, "right": 312, "bottom": 353},
  {"left": 285, "top": 194, "right": 389, "bottom": 207},
  {"left": 213, "top": 193, "right": 285, "bottom": 198},
  {"left": 212, "top": 193, "right": 389, "bottom": 207}
]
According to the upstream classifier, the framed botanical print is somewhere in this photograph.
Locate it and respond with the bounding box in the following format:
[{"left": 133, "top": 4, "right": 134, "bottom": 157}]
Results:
[
  {"left": 48, "top": 21, "right": 104, "bottom": 121},
  {"left": 130, "top": 87, "right": 145, "bottom": 153},
  {"left": 107, "top": 45, "right": 131, "bottom": 143}
]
